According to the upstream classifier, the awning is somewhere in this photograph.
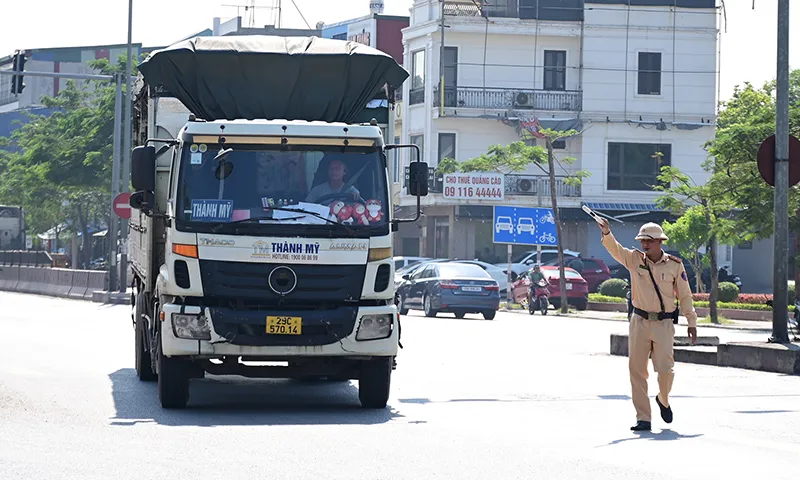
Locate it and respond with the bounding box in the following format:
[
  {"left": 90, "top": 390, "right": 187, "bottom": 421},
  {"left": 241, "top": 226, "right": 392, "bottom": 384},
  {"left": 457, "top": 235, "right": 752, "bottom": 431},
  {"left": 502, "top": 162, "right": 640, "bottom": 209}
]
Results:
[{"left": 584, "top": 202, "right": 663, "bottom": 212}]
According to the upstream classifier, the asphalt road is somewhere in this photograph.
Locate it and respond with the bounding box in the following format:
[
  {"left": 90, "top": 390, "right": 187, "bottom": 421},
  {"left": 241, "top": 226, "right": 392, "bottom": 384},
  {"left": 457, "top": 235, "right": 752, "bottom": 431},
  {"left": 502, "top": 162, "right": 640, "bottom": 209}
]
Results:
[{"left": 1, "top": 292, "right": 798, "bottom": 480}]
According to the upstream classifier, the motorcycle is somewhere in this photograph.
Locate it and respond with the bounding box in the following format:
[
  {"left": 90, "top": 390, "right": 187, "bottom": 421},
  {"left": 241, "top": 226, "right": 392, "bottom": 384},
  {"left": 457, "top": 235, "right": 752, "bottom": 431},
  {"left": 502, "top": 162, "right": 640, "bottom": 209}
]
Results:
[{"left": 528, "top": 278, "right": 550, "bottom": 316}]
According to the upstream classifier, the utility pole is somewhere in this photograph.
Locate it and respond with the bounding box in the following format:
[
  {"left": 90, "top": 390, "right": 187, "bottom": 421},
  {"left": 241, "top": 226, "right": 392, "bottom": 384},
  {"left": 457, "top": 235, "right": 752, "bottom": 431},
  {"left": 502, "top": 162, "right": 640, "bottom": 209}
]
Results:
[
  {"left": 119, "top": 0, "right": 134, "bottom": 294},
  {"left": 109, "top": 74, "right": 123, "bottom": 293},
  {"left": 771, "top": 0, "right": 790, "bottom": 343}
]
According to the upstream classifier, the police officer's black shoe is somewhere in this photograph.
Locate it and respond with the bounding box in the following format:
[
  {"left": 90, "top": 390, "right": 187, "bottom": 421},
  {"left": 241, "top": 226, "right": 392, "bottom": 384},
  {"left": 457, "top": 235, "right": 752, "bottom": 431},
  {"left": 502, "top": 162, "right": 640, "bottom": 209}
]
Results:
[
  {"left": 656, "top": 395, "right": 673, "bottom": 423},
  {"left": 630, "top": 421, "right": 651, "bottom": 431}
]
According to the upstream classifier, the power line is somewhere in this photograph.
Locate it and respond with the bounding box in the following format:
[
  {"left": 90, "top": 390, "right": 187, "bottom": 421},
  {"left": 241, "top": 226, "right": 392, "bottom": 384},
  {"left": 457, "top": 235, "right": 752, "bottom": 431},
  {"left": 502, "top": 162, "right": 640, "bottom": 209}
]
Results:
[{"left": 289, "top": 0, "right": 312, "bottom": 29}]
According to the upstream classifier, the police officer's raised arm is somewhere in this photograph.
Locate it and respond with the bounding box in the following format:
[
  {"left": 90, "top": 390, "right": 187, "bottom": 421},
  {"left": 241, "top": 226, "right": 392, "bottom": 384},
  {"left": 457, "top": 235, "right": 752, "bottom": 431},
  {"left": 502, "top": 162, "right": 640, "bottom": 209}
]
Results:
[{"left": 596, "top": 218, "right": 638, "bottom": 270}]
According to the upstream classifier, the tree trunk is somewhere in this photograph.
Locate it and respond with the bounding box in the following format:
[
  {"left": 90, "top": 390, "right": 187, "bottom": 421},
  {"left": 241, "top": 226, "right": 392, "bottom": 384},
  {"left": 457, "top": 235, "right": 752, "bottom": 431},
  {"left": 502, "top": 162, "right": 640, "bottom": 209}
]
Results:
[
  {"left": 546, "top": 140, "right": 569, "bottom": 314},
  {"left": 704, "top": 207, "right": 719, "bottom": 324},
  {"left": 692, "top": 254, "right": 704, "bottom": 294},
  {"left": 76, "top": 202, "right": 91, "bottom": 270}
]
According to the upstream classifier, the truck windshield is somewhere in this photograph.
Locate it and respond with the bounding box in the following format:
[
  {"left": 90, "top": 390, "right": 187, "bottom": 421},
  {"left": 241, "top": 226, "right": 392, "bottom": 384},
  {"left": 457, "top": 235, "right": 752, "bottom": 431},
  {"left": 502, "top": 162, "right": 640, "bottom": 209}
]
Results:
[{"left": 176, "top": 143, "right": 389, "bottom": 231}]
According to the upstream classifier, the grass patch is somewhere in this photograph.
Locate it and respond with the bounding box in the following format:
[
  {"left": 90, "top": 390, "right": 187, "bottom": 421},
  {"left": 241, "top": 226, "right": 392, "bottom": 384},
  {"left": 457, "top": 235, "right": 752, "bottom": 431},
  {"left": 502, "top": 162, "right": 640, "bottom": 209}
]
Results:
[
  {"left": 698, "top": 315, "right": 733, "bottom": 325},
  {"left": 589, "top": 294, "right": 795, "bottom": 312},
  {"left": 589, "top": 293, "right": 626, "bottom": 304}
]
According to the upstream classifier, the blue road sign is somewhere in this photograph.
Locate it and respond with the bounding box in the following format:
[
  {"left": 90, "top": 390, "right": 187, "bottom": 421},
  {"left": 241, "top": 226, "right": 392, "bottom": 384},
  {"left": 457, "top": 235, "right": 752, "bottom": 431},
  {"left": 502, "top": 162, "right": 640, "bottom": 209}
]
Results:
[{"left": 492, "top": 205, "right": 558, "bottom": 246}]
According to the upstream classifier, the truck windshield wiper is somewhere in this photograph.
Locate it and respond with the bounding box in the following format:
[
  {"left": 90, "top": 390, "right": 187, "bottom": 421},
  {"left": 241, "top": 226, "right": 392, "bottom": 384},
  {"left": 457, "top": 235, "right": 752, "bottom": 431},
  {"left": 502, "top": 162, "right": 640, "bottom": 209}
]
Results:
[
  {"left": 210, "top": 215, "right": 303, "bottom": 233},
  {"left": 268, "top": 207, "right": 356, "bottom": 235}
]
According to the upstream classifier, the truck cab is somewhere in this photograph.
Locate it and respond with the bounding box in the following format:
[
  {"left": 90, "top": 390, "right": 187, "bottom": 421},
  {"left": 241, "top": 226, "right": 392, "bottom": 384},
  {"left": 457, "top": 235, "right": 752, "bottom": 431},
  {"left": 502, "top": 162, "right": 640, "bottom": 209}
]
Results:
[{"left": 127, "top": 35, "right": 428, "bottom": 409}]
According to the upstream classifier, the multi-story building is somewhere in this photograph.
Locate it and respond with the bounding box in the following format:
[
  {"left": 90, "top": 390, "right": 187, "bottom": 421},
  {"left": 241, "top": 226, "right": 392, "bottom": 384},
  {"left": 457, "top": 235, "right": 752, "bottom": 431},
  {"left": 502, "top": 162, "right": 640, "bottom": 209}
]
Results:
[{"left": 393, "top": 0, "right": 758, "bottom": 283}]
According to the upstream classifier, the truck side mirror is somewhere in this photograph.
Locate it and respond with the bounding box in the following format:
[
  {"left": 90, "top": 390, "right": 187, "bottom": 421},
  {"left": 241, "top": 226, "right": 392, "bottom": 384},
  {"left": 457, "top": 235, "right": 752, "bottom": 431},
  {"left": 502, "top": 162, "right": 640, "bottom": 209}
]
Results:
[
  {"left": 408, "top": 161, "right": 429, "bottom": 197},
  {"left": 131, "top": 145, "right": 156, "bottom": 192}
]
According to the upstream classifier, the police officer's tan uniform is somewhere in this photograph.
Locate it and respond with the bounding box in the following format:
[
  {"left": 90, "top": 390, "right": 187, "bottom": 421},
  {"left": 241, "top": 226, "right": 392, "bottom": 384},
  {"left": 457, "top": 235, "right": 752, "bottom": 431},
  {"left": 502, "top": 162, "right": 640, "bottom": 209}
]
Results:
[{"left": 600, "top": 221, "right": 697, "bottom": 431}]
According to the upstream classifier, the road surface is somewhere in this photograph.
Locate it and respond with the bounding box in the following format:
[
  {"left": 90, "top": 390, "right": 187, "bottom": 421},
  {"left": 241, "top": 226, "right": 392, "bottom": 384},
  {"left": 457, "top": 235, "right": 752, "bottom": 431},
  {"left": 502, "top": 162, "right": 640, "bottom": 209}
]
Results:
[{"left": 0, "top": 292, "right": 798, "bottom": 479}]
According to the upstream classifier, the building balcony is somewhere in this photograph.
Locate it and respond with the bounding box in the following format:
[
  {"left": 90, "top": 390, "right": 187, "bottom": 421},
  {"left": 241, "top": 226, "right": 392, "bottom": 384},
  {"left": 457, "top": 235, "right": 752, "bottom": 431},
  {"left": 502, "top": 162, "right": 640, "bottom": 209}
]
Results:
[
  {"left": 403, "top": 167, "right": 581, "bottom": 198},
  {"left": 408, "top": 87, "right": 425, "bottom": 105},
  {"left": 433, "top": 86, "right": 582, "bottom": 112}
]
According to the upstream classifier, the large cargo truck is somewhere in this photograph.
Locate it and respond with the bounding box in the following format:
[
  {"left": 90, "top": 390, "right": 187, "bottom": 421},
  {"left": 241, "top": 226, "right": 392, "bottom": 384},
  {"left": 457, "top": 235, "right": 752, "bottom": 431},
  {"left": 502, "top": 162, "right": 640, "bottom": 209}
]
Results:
[{"left": 127, "top": 35, "right": 429, "bottom": 409}]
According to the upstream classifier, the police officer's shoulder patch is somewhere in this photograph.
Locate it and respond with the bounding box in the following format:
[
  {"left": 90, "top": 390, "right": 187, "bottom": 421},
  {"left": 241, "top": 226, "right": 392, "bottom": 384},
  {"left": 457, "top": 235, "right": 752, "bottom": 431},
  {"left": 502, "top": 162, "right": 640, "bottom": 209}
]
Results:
[
  {"left": 667, "top": 254, "right": 682, "bottom": 263},
  {"left": 681, "top": 271, "right": 688, "bottom": 281}
]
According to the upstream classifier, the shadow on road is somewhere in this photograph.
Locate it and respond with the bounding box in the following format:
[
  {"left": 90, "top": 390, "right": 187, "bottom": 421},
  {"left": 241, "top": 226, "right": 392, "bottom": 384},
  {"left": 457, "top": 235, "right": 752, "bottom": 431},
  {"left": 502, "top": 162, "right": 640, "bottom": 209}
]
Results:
[
  {"left": 108, "top": 368, "right": 403, "bottom": 427},
  {"left": 735, "top": 409, "right": 798, "bottom": 414},
  {"left": 604, "top": 429, "right": 704, "bottom": 446}
]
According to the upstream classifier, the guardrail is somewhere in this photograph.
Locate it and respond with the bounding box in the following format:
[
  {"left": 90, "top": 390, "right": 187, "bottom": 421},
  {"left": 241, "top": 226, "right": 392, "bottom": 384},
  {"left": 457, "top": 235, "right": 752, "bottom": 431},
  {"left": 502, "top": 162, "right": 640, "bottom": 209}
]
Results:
[{"left": 0, "top": 265, "right": 109, "bottom": 301}]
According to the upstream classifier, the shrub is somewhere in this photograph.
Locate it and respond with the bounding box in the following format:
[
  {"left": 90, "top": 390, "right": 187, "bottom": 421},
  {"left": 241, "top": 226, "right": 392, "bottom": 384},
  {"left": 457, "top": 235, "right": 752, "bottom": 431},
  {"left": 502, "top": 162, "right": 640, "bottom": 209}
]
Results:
[
  {"left": 790, "top": 282, "right": 796, "bottom": 305},
  {"left": 598, "top": 278, "right": 628, "bottom": 298},
  {"left": 718, "top": 282, "right": 740, "bottom": 302}
]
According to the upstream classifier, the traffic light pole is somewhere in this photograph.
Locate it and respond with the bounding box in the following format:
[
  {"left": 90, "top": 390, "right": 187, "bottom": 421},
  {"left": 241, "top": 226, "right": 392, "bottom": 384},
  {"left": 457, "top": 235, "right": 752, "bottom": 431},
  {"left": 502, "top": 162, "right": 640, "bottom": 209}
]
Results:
[{"left": 119, "top": 0, "right": 134, "bottom": 294}]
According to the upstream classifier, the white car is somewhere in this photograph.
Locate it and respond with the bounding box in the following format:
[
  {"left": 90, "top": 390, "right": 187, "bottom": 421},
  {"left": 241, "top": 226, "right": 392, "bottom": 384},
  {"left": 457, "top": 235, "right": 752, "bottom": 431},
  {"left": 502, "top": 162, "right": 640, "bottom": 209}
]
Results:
[
  {"left": 495, "top": 249, "right": 581, "bottom": 276},
  {"left": 495, "top": 216, "right": 513, "bottom": 233},
  {"left": 517, "top": 217, "right": 534, "bottom": 235}
]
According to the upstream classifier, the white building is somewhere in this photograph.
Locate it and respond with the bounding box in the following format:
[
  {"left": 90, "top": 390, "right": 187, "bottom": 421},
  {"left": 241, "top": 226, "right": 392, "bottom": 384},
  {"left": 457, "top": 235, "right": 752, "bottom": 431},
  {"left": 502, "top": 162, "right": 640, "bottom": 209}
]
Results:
[{"left": 391, "top": 0, "right": 765, "bottom": 288}]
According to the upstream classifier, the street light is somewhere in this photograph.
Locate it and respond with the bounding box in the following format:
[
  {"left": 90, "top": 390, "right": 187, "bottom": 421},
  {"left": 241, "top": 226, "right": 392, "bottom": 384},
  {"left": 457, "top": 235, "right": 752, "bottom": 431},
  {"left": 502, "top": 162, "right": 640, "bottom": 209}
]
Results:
[{"left": 119, "top": 0, "right": 133, "bottom": 294}]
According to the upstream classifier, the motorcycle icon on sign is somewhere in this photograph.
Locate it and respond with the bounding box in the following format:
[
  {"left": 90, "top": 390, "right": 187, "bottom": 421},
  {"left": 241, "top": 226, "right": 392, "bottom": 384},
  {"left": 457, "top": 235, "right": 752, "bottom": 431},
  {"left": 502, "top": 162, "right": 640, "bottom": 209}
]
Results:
[{"left": 517, "top": 217, "right": 535, "bottom": 235}]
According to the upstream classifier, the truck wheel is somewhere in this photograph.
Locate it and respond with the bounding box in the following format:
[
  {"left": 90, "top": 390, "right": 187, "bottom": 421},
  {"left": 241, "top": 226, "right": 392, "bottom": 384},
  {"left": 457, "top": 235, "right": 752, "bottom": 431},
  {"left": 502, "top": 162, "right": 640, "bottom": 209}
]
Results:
[
  {"left": 483, "top": 310, "right": 497, "bottom": 320},
  {"left": 358, "top": 357, "right": 392, "bottom": 409},
  {"left": 134, "top": 295, "right": 156, "bottom": 381},
  {"left": 157, "top": 331, "right": 190, "bottom": 409}
]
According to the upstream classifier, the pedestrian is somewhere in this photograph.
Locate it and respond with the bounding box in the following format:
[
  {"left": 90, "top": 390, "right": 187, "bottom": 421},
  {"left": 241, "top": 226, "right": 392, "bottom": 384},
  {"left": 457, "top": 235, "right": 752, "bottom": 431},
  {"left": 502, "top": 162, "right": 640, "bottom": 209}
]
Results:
[{"left": 597, "top": 218, "right": 697, "bottom": 432}]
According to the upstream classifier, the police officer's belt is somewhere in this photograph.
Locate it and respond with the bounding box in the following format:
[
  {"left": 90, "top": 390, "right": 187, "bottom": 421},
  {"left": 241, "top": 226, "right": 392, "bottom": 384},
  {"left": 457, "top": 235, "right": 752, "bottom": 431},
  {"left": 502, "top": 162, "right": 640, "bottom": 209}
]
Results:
[{"left": 632, "top": 307, "right": 674, "bottom": 321}]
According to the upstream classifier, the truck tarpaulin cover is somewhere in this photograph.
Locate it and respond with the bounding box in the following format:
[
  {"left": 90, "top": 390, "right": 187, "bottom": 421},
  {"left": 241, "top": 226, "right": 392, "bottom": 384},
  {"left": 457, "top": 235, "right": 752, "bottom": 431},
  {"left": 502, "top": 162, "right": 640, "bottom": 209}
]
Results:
[{"left": 137, "top": 35, "right": 409, "bottom": 124}]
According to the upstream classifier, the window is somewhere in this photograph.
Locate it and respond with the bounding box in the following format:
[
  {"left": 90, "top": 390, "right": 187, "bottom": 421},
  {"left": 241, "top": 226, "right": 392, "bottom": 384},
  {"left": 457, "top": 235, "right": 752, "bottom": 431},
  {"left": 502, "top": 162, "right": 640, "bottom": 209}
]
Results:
[
  {"left": 607, "top": 142, "right": 672, "bottom": 191},
  {"left": 442, "top": 47, "right": 458, "bottom": 107},
  {"left": 410, "top": 50, "right": 425, "bottom": 105},
  {"left": 332, "top": 32, "right": 347, "bottom": 40},
  {"left": 638, "top": 52, "right": 662, "bottom": 95},
  {"left": 410, "top": 134, "right": 424, "bottom": 163},
  {"left": 551, "top": 139, "right": 566, "bottom": 150},
  {"left": 438, "top": 133, "right": 456, "bottom": 164},
  {"left": 543, "top": 50, "right": 566, "bottom": 91}
]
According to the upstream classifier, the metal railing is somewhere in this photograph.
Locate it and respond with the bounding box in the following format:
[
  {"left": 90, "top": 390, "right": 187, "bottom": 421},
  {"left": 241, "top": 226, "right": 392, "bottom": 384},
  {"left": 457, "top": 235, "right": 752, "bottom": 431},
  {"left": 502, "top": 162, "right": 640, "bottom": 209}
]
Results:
[
  {"left": 402, "top": 168, "right": 581, "bottom": 197},
  {"left": 433, "top": 86, "right": 582, "bottom": 112},
  {"left": 409, "top": 87, "right": 425, "bottom": 105}
]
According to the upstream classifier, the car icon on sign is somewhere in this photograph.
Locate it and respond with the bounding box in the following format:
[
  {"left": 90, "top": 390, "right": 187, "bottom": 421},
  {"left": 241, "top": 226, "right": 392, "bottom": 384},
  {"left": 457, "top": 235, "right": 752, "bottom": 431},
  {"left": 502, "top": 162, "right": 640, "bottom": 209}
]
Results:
[
  {"left": 517, "top": 217, "right": 535, "bottom": 235},
  {"left": 495, "top": 216, "right": 513, "bottom": 234}
]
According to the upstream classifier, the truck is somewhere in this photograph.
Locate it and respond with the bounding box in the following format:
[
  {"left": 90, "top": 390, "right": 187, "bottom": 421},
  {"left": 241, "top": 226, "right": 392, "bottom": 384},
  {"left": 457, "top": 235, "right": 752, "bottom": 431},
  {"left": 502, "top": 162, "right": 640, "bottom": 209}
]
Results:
[{"left": 127, "top": 35, "right": 429, "bottom": 409}]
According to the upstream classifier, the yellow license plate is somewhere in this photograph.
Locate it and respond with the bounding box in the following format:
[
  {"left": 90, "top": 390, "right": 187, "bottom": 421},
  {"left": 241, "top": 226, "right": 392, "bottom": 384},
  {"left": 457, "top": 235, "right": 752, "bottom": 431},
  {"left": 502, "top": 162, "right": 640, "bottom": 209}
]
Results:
[{"left": 266, "top": 316, "right": 302, "bottom": 335}]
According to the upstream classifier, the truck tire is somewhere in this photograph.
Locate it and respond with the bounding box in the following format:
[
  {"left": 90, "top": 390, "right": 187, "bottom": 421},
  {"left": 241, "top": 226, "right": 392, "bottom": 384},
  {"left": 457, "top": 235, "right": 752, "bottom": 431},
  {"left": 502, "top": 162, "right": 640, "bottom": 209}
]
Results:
[
  {"left": 157, "top": 331, "right": 190, "bottom": 409},
  {"left": 135, "top": 299, "right": 156, "bottom": 381},
  {"left": 358, "top": 357, "right": 392, "bottom": 409}
]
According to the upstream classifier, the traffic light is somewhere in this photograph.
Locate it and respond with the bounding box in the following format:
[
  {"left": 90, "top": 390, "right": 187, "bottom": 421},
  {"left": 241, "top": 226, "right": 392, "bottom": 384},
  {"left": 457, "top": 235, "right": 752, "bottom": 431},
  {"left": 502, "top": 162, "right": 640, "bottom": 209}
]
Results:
[{"left": 10, "top": 52, "right": 25, "bottom": 95}]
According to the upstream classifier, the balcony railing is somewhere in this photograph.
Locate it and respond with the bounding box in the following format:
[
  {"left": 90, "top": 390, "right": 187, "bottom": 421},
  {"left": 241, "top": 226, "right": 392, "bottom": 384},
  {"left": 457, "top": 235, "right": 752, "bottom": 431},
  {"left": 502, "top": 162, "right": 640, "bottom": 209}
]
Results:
[
  {"left": 409, "top": 87, "right": 425, "bottom": 105},
  {"left": 433, "top": 86, "right": 582, "bottom": 112},
  {"left": 403, "top": 167, "right": 581, "bottom": 197}
]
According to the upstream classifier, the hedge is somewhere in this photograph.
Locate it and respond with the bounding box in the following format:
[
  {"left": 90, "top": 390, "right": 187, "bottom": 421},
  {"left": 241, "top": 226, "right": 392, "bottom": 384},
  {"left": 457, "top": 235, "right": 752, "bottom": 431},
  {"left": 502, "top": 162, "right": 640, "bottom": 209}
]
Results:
[{"left": 588, "top": 293, "right": 796, "bottom": 312}]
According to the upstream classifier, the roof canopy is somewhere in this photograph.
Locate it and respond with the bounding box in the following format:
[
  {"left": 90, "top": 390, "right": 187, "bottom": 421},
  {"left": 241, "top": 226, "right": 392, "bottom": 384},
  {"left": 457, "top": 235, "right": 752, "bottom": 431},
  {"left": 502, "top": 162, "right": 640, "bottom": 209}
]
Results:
[{"left": 137, "top": 35, "right": 409, "bottom": 124}]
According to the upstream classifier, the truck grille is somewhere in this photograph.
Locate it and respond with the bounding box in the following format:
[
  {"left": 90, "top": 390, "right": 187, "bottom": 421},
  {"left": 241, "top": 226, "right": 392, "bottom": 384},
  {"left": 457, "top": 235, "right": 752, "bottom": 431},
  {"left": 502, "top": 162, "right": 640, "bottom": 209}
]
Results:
[
  {"left": 208, "top": 306, "right": 358, "bottom": 347},
  {"left": 198, "top": 260, "right": 366, "bottom": 303}
]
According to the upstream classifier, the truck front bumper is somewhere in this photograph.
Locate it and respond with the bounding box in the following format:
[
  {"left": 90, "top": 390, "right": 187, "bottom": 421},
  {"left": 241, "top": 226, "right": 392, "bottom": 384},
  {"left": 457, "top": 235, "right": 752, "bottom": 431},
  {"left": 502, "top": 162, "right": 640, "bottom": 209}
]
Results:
[{"left": 160, "top": 303, "right": 399, "bottom": 358}]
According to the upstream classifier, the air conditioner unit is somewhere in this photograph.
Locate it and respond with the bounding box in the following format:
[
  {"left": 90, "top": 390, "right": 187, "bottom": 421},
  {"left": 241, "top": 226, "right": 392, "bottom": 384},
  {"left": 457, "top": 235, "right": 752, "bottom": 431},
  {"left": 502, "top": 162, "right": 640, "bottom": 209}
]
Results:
[
  {"left": 517, "top": 177, "right": 534, "bottom": 193},
  {"left": 514, "top": 91, "right": 533, "bottom": 107}
]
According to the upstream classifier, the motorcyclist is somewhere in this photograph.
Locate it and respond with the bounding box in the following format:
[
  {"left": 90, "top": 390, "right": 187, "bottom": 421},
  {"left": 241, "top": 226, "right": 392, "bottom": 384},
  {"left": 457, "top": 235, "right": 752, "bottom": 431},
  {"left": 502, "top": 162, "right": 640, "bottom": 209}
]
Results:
[{"left": 529, "top": 265, "right": 546, "bottom": 286}]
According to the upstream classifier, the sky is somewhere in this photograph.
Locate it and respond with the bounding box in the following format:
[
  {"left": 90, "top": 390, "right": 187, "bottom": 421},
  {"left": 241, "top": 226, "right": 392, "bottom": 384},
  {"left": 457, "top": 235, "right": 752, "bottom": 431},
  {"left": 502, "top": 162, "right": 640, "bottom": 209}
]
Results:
[{"left": 0, "top": 0, "right": 797, "bottom": 101}]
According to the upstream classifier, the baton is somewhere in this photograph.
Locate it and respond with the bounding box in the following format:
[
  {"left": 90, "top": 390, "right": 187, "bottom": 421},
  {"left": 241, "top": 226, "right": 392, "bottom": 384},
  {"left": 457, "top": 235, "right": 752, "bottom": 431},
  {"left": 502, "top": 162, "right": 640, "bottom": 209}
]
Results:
[{"left": 582, "top": 205, "right": 605, "bottom": 225}]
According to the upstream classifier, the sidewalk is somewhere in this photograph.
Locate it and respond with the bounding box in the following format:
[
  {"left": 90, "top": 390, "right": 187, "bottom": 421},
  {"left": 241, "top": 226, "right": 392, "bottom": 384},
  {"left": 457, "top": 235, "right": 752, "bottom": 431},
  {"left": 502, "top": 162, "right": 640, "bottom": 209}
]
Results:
[{"left": 500, "top": 305, "right": 773, "bottom": 332}]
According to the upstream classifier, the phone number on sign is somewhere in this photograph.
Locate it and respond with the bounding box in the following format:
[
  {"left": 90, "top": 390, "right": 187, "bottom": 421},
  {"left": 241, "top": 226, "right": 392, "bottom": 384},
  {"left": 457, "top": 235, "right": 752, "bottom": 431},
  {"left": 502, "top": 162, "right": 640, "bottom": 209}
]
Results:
[{"left": 443, "top": 186, "right": 503, "bottom": 199}]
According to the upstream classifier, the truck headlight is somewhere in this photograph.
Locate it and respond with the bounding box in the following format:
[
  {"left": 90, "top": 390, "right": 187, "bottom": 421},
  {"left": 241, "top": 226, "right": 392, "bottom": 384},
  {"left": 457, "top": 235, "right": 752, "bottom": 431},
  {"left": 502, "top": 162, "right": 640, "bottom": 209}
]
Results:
[
  {"left": 356, "top": 314, "right": 393, "bottom": 341},
  {"left": 172, "top": 313, "right": 211, "bottom": 340}
]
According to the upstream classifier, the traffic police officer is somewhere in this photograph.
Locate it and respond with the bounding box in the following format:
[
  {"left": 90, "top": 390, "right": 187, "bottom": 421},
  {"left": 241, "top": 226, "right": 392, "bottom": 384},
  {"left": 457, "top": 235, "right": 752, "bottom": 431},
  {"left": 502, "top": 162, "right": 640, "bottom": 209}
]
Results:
[{"left": 598, "top": 219, "right": 698, "bottom": 431}]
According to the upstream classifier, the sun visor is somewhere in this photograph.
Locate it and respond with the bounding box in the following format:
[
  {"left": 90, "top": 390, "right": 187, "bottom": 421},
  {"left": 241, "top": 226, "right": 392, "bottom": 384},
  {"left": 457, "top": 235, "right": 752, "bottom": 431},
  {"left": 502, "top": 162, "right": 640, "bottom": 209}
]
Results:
[{"left": 137, "top": 35, "right": 409, "bottom": 124}]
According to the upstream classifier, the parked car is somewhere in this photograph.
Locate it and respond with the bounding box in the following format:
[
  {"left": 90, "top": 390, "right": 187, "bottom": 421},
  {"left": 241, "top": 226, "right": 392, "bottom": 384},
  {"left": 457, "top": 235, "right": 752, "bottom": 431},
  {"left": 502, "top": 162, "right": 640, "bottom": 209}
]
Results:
[
  {"left": 495, "top": 248, "right": 581, "bottom": 276},
  {"left": 446, "top": 259, "right": 513, "bottom": 294},
  {"left": 542, "top": 256, "right": 610, "bottom": 293},
  {"left": 511, "top": 266, "right": 589, "bottom": 310},
  {"left": 396, "top": 262, "right": 501, "bottom": 320}
]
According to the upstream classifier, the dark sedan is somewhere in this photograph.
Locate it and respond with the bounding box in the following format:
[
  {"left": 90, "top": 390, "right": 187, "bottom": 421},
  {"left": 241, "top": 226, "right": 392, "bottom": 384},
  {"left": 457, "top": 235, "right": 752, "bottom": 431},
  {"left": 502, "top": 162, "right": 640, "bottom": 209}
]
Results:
[{"left": 396, "top": 262, "right": 501, "bottom": 320}]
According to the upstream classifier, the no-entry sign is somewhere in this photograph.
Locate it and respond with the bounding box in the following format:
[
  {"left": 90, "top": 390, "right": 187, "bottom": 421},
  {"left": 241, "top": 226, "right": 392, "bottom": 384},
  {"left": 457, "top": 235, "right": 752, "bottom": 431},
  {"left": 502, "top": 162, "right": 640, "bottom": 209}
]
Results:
[{"left": 113, "top": 192, "right": 131, "bottom": 219}]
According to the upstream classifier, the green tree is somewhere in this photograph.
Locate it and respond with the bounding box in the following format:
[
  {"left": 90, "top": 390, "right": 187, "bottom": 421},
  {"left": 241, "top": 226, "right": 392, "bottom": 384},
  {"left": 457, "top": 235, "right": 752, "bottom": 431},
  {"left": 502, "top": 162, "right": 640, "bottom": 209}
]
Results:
[
  {"left": 0, "top": 55, "right": 134, "bottom": 265},
  {"left": 437, "top": 130, "right": 589, "bottom": 313},
  {"left": 708, "top": 69, "right": 800, "bottom": 241},
  {"left": 661, "top": 205, "right": 711, "bottom": 293}
]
